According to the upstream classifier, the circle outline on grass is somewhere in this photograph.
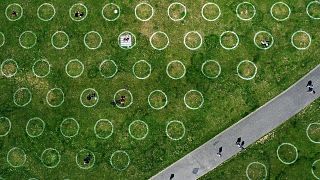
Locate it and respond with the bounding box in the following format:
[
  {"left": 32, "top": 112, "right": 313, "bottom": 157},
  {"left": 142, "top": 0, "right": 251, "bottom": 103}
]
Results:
[
  {"left": 135, "top": 2, "right": 154, "bottom": 21},
  {"left": 307, "top": 1, "right": 320, "bottom": 20},
  {"left": 102, "top": 3, "right": 121, "bottom": 21},
  {"left": 167, "top": 2, "right": 187, "bottom": 21},
  {"left": 183, "top": 31, "right": 203, "bottom": 50},
  {"left": 237, "top": 60, "right": 257, "bottom": 80},
  {"left": 110, "top": 150, "right": 130, "bottom": 171},
  {"left": 113, "top": 89, "right": 133, "bottom": 109},
  {"left": 276, "top": 142, "right": 298, "bottom": 165},
  {"left": 148, "top": 90, "right": 168, "bottom": 110},
  {"left": 166, "top": 120, "right": 186, "bottom": 141},
  {"left": 0, "top": 117, "right": 11, "bottom": 137},
  {"left": 6, "top": 147, "right": 26, "bottom": 168},
  {"left": 128, "top": 120, "right": 149, "bottom": 140},
  {"left": 83, "top": 31, "right": 102, "bottom": 50},
  {"left": 99, "top": 60, "right": 118, "bottom": 79},
  {"left": 13, "top": 87, "right": 32, "bottom": 107},
  {"left": 201, "top": 60, "right": 221, "bottom": 79},
  {"left": 46, "top": 88, "right": 65, "bottom": 108},
  {"left": 40, "top": 148, "right": 61, "bottom": 168},
  {"left": 69, "top": 3, "right": 88, "bottom": 21},
  {"left": 0, "top": 32, "right": 5, "bottom": 47},
  {"left": 37, "top": 3, "right": 56, "bottom": 21},
  {"left": 184, "top": 90, "right": 204, "bottom": 110},
  {"left": 132, "top": 60, "right": 152, "bottom": 80},
  {"left": 118, "top": 31, "right": 137, "bottom": 49},
  {"left": 32, "top": 59, "right": 51, "bottom": 78},
  {"left": 149, "top": 31, "right": 170, "bottom": 50},
  {"left": 80, "top": 88, "right": 99, "bottom": 108},
  {"left": 76, "top": 149, "right": 95, "bottom": 169},
  {"left": 51, "top": 31, "right": 70, "bottom": 50},
  {"left": 94, "top": 119, "right": 114, "bottom": 139},
  {"left": 65, "top": 59, "right": 84, "bottom": 78},
  {"left": 253, "top": 31, "right": 274, "bottom": 50},
  {"left": 219, "top": 31, "right": 240, "bottom": 50},
  {"left": 270, "top": 2, "right": 291, "bottom": 21},
  {"left": 306, "top": 122, "right": 320, "bottom": 144},
  {"left": 60, "top": 118, "right": 80, "bottom": 138},
  {"left": 245, "top": 161, "right": 268, "bottom": 180},
  {"left": 25, "top": 117, "right": 45, "bottom": 138},
  {"left": 1, "top": 59, "right": 18, "bottom": 78},
  {"left": 236, "top": 2, "right": 256, "bottom": 21},
  {"left": 5, "top": 3, "right": 23, "bottom": 21},
  {"left": 312, "top": 159, "right": 320, "bottom": 179},
  {"left": 201, "top": 2, "right": 221, "bottom": 21},
  {"left": 290, "top": 30, "right": 312, "bottom": 50},
  {"left": 166, "top": 60, "right": 186, "bottom": 80}
]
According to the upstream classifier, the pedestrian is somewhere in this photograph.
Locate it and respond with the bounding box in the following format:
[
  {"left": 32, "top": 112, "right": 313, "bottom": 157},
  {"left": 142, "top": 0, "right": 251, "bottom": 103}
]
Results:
[
  {"left": 240, "top": 141, "right": 245, "bottom": 149},
  {"left": 306, "top": 80, "right": 313, "bottom": 87},
  {"left": 236, "top": 137, "right": 241, "bottom": 145},
  {"left": 307, "top": 87, "right": 316, "bottom": 94},
  {"left": 169, "top": 174, "right": 174, "bottom": 180}
]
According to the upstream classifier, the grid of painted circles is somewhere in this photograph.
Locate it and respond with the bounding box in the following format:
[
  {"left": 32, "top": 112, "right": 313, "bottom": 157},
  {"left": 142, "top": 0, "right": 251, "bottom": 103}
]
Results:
[
  {"left": 201, "top": 60, "right": 221, "bottom": 79},
  {"left": 135, "top": 2, "right": 154, "bottom": 21},
  {"left": 219, "top": 31, "right": 240, "bottom": 50},
  {"left": 32, "top": 59, "right": 51, "bottom": 78},
  {"left": 291, "top": 30, "right": 312, "bottom": 50},
  {"left": 65, "top": 59, "right": 84, "bottom": 78},
  {"left": 37, "top": 3, "right": 56, "bottom": 21},
  {"left": 148, "top": 90, "right": 168, "bottom": 110},
  {"left": 80, "top": 88, "right": 99, "bottom": 108},
  {"left": 167, "top": 2, "right": 187, "bottom": 21},
  {"left": 184, "top": 90, "right": 204, "bottom": 110},
  {"left": 102, "top": 3, "right": 121, "bottom": 21},
  {"left": 69, "top": 3, "right": 88, "bottom": 21},
  {"left": 246, "top": 162, "right": 268, "bottom": 180},
  {"left": 51, "top": 31, "right": 69, "bottom": 49},
  {"left": 307, "top": 1, "right": 320, "bottom": 20},
  {"left": 237, "top": 60, "right": 257, "bottom": 80},
  {"left": 201, "top": 3, "right": 221, "bottom": 21},
  {"left": 132, "top": 60, "right": 152, "bottom": 80},
  {"left": 113, "top": 89, "right": 133, "bottom": 109},
  {"left": 60, "top": 118, "right": 80, "bottom": 138},
  {"left": 128, "top": 120, "right": 149, "bottom": 140},
  {"left": 46, "top": 88, "right": 65, "bottom": 107},
  {"left": 276, "top": 143, "right": 298, "bottom": 165},
  {"left": 110, "top": 150, "right": 130, "bottom": 171},
  {"left": 0, "top": 117, "right": 11, "bottom": 137},
  {"left": 13, "top": 87, "right": 32, "bottom": 107},
  {"left": 76, "top": 149, "right": 95, "bottom": 169},
  {"left": 312, "top": 159, "right": 320, "bottom": 179},
  {"left": 0, "top": 32, "right": 5, "bottom": 47},
  {"left": 149, "top": 31, "right": 170, "bottom": 50},
  {"left": 1, "top": 59, "right": 18, "bottom": 78},
  {"left": 118, "top": 31, "right": 137, "bottom": 49},
  {"left": 270, "top": 2, "right": 291, "bottom": 21},
  {"left": 236, "top": 2, "right": 256, "bottom": 21},
  {"left": 306, "top": 123, "right": 320, "bottom": 144},
  {"left": 5, "top": 3, "right": 23, "bottom": 21},
  {"left": 7, "top": 147, "right": 26, "bottom": 167},
  {"left": 166, "top": 120, "right": 185, "bottom": 140},
  {"left": 254, "top": 31, "right": 274, "bottom": 50},
  {"left": 41, "top": 148, "right": 61, "bottom": 168},
  {"left": 25, "top": 117, "right": 45, "bottom": 138},
  {"left": 83, "top": 31, "right": 102, "bottom": 50},
  {"left": 99, "top": 60, "right": 118, "bottom": 79},
  {"left": 166, "top": 60, "right": 186, "bottom": 80},
  {"left": 94, "top": 119, "right": 114, "bottom": 139},
  {"left": 183, "top": 31, "right": 203, "bottom": 50}
]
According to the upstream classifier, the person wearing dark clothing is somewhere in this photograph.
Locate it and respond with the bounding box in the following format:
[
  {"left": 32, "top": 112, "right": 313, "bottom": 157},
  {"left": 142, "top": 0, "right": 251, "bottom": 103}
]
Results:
[
  {"left": 169, "top": 174, "right": 174, "bottom": 180},
  {"left": 83, "top": 154, "right": 92, "bottom": 165},
  {"left": 307, "top": 80, "right": 313, "bottom": 87},
  {"left": 236, "top": 137, "right": 241, "bottom": 145},
  {"left": 240, "top": 141, "right": 245, "bottom": 149},
  {"left": 12, "top": 11, "right": 17, "bottom": 16}
]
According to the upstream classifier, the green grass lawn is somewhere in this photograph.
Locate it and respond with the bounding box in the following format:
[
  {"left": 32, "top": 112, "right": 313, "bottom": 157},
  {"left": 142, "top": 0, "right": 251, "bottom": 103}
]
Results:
[{"left": 0, "top": 0, "right": 319, "bottom": 179}]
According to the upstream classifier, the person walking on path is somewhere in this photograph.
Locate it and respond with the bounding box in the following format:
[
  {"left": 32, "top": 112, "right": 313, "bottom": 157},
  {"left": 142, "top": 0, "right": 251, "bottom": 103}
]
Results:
[{"left": 307, "top": 80, "right": 316, "bottom": 94}]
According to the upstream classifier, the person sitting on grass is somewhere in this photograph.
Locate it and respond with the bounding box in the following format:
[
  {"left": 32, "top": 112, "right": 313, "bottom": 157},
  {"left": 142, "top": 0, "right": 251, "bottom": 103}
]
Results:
[
  {"left": 83, "top": 154, "right": 92, "bottom": 165},
  {"left": 120, "top": 96, "right": 126, "bottom": 106},
  {"left": 12, "top": 11, "right": 17, "bottom": 16},
  {"left": 75, "top": 11, "right": 85, "bottom": 18}
]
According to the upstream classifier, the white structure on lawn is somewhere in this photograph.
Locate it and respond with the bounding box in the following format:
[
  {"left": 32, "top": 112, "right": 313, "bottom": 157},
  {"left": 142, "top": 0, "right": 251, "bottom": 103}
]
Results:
[{"left": 120, "top": 33, "right": 132, "bottom": 48}]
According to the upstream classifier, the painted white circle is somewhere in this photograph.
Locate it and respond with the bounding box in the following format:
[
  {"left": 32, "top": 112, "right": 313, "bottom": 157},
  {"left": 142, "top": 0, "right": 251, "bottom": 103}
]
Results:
[
  {"left": 51, "top": 31, "right": 70, "bottom": 50},
  {"left": 237, "top": 60, "right": 257, "bottom": 80},
  {"left": 32, "top": 59, "right": 51, "bottom": 78},
  {"left": 76, "top": 149, "right": 95, "bottom": 169},
  {"left": 1, "top": 59, "right": 18, "bottom": 78},
  {"left": 94, "top": 119, "right": 113, "bottom": 139},
  {"left": 0, "top": 32, "right": 5, "bottom": 47},
  {"left": 80, "top": 88, "right": 99, "bottom": 108},
  {"left": 270, "top": 2, "right": 291, "bottom": 21},
  {"left": 166, "top": 60, "right": 186, "bottom": 80},
  {"left": 236, "top": 2, "right": 256, "bottom": 21},
  {"left": 167, "top": 2, "right": 187, "bottom": 21},
  {"left": 65, "top": 59, "right": 84, "bottom": 78},
  {"left": 148, "top": 90, "right": 168, "bottom": 110},
  {"left": 69, "top": 3, "right": 88, "bottom": 21},
  {"left": 46, "top": 88, "right": 65, "bottom": 107},
  {"left": 60, "top": 118, "right": 80, "bottom": 138},
  {"left": 5, "top": 3, "right": 23, "bottom": 21},
  {"left": 253, "top": 31, "right": 274, "bottom": 50},
  {"left": 132, "top": 60, "right": 152, "bottom": 80},
  {"left": 184, "top": 90, "right": 204, "bottom": 110},
  {"left": 312, "top": 159, "right": 320, "bottom": 179},
  {"left": 166, "top": 120, "right": 186, "bottom": 141},
  {"left": 246, "top": 162, "right": 268, "bottom": 180},
  {"left": 291, "top": 30, "right": 312, "bottom": 50},
  {"left": 13, "top": 87, "right": 32, "bottom": 107},
  {"left": 201, "top": 3, "right": 221, "bottom": 21},
  {"left": 6, "top": 147, "right": 26, "bottom": 167},
  {"left": 40, "top": 148, "right": 61, "bottom": 168},
  {"left": 83, "top": 31, "right": 102, "bottom": 50},
  {"left": 201, "top": 60, "right": 221, "bottom": 79},
  {"left": 220, "top": 31, "right": 240, "bottom": 50},
  {"left": 118, "top": 31, "right": 137, "bottom": 49},
  {"left": 306, "top": 123, "right": 320, "bottom": 144},
  {"left": 183, "top": 31, "right": 203, "bottom": 50},
  {"left": 110, "top": 150, "right": 130, "bottom": 171},
  {"left": 25, "top": 117, "right": 45, "bottom": 138},
  {"left": 135, "top": 2, "right": 154, "bottom": 21},
  {"left": 102, "top": 3, "right": 121, "bottom": 21},
  {"left": 128, "top": 120, "right": 149, "bottom": 140},
  {"left": 276, "top": 143, "right": 298, "bottom": 165},
  {"left": 37, "top": 3, "right": 56, "bottom": 21},
  {"left": 149, "top": 31, "right": 170, "bottom": 50},
  {"left": 99, "top": 60, "right": 118, "bottom": 79},
  {"left": 307, "top": 1, "right": 320, "bottom": 20},
  {"left": 0, "top": 117, "right": 11, "bottom": 137},
  {"left": 113, "top": 89, "right": 133, "bottom": 109}
]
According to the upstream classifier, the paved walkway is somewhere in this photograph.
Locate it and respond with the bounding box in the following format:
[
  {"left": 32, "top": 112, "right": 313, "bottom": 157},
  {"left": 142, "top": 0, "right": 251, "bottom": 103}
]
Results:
[{"left": 151, "top": 64, "right": 320, "bottom": 180}]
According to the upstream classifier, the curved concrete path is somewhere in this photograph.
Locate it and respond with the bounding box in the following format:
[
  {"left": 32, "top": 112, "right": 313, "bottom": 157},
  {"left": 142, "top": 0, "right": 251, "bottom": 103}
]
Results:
[{"left": 151, "top": 64, "right": 320, "bottom": 180}]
